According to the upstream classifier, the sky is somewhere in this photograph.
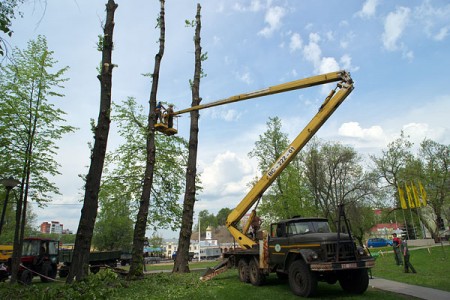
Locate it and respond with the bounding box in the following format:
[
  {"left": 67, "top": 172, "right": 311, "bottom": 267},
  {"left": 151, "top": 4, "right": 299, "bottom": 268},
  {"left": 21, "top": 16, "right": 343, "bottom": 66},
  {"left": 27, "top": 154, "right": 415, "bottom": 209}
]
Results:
[{"left": 5, "top": 0, "right": 450, "bottom": 239}]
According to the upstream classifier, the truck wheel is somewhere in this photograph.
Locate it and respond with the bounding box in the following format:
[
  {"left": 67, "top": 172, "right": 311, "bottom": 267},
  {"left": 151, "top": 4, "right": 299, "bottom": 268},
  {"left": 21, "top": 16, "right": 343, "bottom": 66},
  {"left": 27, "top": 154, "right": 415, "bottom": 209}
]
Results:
[
  {"left": 20, "top": 270, "right": 32, "bottom": 285},
  {"left": 338, "top": 269, "right": 369, "bottom": 294},
  {"left": 238, "top": 259, "right": 250, "bottom": 283},
  {"left": 90, "top": 266, "right": 100, "bottom": 274},
  {"left": 249, "top": 259, "right": 265, "bottom": 286},
  {"left": 288, "top": 260, "right": 317, "bottom": 297}
]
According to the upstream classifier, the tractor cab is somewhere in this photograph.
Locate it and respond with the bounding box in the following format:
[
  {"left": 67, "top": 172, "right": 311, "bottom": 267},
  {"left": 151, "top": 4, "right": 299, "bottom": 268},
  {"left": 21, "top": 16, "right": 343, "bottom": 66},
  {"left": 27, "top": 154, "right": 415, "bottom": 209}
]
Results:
[{"left": 17, "top": 238, "right": 59, "bottom": 284}]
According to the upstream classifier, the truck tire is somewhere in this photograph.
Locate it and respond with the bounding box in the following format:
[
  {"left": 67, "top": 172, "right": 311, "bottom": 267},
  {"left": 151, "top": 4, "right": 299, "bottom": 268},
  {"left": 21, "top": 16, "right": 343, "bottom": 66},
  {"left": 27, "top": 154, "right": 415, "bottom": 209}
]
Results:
[
  {"left": 288, "top": 260, "right": 317, "bottom": 297},
  {"left": 238, "top": 259, "right": 250, "bottom": 283},
  {"left": 20, "top": 270, "right": 32, "bottom": 285},
  {"left": 249, "top": 259, "right": 265, "bottom": 286},
  {"left": 338, "top": 269, "right": 369, "bottom": 294}
]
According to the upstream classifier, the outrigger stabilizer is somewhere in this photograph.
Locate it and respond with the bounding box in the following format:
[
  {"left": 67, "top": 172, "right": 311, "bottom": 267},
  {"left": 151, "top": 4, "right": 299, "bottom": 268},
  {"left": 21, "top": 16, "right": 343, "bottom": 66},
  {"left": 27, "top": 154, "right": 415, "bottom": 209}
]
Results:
[{"left": 200, "top": 258, "right": 229, "bottom": 281}]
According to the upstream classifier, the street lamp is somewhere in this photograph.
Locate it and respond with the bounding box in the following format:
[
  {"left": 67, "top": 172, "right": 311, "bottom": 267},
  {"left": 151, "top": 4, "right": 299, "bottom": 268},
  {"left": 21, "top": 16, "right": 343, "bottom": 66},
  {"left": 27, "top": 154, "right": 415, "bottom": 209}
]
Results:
[{"left": 0, "top": 176, "right": 21, "bottom": 235}]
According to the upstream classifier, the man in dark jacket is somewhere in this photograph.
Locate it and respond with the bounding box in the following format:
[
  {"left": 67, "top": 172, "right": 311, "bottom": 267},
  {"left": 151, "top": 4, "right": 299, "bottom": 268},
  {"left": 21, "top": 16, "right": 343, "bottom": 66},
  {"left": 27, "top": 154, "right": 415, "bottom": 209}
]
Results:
[{"left": 401, "top": 239, "right": 416, "bottom": 273}]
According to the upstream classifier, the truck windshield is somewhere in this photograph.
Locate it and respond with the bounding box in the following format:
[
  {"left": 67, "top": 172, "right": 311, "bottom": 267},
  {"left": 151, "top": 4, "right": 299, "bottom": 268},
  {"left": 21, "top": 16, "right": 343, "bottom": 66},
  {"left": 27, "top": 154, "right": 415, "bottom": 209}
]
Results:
[{"left": 287, "top": 221, "right": 331, "bottom": 235}]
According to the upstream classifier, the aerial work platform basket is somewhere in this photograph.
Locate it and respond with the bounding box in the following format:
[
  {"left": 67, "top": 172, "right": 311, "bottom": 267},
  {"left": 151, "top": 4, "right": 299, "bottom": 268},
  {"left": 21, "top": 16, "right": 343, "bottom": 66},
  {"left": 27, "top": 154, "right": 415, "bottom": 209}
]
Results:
[{"left": 155, "top": 123, "right": 177, "bottom": 136}]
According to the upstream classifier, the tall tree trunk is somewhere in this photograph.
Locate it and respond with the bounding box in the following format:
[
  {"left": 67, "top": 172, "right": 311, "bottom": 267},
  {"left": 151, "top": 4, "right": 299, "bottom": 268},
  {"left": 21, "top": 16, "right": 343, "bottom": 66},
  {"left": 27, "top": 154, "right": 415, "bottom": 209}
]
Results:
[
  {"left": 173, "top": 3, "right": 202, "bottom": 273},
  {"left": 127, "top": 0, "right": 165, "bottom": 279},
  {"left": 67, "top": 0, "right": 118, "bottom": 283}
]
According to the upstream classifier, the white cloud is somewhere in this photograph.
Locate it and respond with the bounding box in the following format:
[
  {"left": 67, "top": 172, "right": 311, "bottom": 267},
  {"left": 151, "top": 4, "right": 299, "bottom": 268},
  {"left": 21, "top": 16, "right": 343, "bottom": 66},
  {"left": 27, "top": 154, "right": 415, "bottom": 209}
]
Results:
[
  {"left": 415, "top": 0, "right": 450, "bottom": 41},
  {"left": 338, "top": 122, "right": 384, "bottom": 140},
  {"left": 235, "top": 70, "right": 253, "bottom": 85},
  {"left": 356, "top": 0, "right": 380, "bottom": 19},
  {"left": 433, "top": 26, "right": 449, "bottom": 41},
  {"left": 340, "top": 31, "right": 355, "bottom": 50},
  {"left": 382, "top": 7, "right": 411, "bottom": 51},
  {"left": 340, "top": 54, "right": 359, "bottom": 72},
  {"left": 302, "top": 33, "right": 322, "bottom": 69},
  {"left": 289, "top": 32, "right": 302, "bottom": 52},
  {"left": 326, "top": 31, "right": 334, "bottom": 41},
  {"left": 206, "top": 108, "right": 242, "bottom": 122},
  {"left": 258, "top": 6, "right": 286, "bottom": 37},
  {"left": 233, "top": 0, "right": 264, "bottom": 12},
  {"left": 319, "top": 57, "right": 339, "bottom": 74},
  {"left": 200, "top": 151, "right": 254, "bottom": 198}
]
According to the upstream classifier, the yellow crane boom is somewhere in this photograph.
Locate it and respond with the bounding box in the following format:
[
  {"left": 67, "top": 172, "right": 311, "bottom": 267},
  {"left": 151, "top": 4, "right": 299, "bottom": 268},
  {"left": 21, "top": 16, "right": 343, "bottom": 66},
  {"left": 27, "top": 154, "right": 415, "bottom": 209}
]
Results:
[
  {"left": 173, "top": 70, "right": 354, "bottom": 250},
  {"left": 172, "top": 71, "right": 351, "bottom": 115}
]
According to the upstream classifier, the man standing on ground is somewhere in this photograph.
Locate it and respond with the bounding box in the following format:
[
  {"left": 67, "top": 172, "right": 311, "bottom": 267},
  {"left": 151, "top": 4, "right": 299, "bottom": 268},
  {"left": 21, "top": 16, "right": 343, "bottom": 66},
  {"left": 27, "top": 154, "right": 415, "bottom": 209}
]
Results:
[
  {"left": 401, "top": 239, "right": 416, "bottom": 273},
  {"left": 392, "top": 233, "right": 403, "bottom": 266}
]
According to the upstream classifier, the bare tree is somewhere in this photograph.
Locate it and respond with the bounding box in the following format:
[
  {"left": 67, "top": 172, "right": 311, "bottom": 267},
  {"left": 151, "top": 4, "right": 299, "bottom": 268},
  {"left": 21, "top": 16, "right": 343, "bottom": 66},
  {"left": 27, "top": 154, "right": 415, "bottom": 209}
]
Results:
[
  {"left": 127, "top": 0, "right": 166, "bottom": 279},
  {"left": 67, "top": 0, "right": 118, "bottom": 283},
  {"left": 173, "top": 3, "right": 202, "bottom": 273}
]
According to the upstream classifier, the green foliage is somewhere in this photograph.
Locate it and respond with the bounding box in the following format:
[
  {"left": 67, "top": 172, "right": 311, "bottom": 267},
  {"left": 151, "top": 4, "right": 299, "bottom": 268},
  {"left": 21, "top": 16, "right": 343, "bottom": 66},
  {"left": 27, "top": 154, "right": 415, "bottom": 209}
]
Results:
[
  {"left": 0, "top": 269, "right": 125, "bottom": 299},
  {"left": 371, "top": 133, "right": 450, "bottom": 240},
  {"left": 198, "top": 210, "right": 218, "bottom": 231},
  {"left": 97, "top": 97, "right": 190, "bottom": 236},
  {"left": 0, "top": 0, "right": 25, "bottom": 56},
  {"left": 97, "top": 34, "right": 104, "bottom": 51},
  {"left": 216, "top": 208, "right": 232, "bottom": 226},
  {"left": 302, "top": 138, "right": 380, "bottom": 226},
  {"left": 148, "top": 233, "right": 163, "bottom": 248},
  {"left": 0, "top": 35, "right": 75, "bottom": 241},
  {"left": 248, "top": 117, "right": 317, "bottom": 224},
  {"left": 184, "top": 19, "right": 195, "bottom": 27}
]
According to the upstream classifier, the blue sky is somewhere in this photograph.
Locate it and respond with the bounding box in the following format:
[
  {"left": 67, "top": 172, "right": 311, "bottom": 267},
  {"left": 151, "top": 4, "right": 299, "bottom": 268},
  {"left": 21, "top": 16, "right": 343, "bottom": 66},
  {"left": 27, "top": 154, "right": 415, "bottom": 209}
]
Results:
[{"left": 7, "top": 0, "right": 450, "bottom": 238}]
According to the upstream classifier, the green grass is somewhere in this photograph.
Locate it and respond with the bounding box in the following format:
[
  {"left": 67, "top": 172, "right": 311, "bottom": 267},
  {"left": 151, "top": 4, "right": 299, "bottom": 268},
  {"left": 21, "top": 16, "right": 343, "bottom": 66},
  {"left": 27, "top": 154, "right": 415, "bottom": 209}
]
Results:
[
  {"left": 1, "top": 245, "right": 448, "bottom": 299},
  {"left": 111, "top": 270, "right": 410, "bottom": 300},
  {"left": 370, "top": 244, "right": 450, "bottom": 291}
]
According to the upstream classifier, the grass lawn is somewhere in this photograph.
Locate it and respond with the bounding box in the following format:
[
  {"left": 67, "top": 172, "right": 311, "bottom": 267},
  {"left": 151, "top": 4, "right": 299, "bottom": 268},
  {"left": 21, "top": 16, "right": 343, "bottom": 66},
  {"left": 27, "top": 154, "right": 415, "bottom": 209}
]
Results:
[
  {"left": 1, "top": 244, "right": 448, "bottom": 299},
  {"left": 370, "top": 244, "right": 450, "bottom": 291}
]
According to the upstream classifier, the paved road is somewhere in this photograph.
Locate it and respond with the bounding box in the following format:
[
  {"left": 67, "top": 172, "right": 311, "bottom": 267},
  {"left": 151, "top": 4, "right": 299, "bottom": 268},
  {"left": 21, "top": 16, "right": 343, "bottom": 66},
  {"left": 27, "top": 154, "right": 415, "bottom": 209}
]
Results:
[{"left": 370, "top": 277, "right": 450, "bottom": 300}]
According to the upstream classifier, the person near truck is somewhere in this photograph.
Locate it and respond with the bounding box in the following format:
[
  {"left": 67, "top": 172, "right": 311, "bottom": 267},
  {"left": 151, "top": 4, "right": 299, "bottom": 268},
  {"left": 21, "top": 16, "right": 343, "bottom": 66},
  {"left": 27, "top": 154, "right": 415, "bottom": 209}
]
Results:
[
  {"left": 392, "top": 233, "right": 403, "bottom": 266},
  {"left": 250, "top": 210, "right": 262, "bottom": 240},
  {"left": 401, "top": 239, "right": 416, "bottom": 273}
]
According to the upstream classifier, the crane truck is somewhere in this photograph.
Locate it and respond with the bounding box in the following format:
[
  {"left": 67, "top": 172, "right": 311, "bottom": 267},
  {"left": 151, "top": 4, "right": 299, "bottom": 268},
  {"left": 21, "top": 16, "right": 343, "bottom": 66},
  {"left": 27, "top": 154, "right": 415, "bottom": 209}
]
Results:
[{"left": 167, "top": 70, "right": 375, "bottom": 297}]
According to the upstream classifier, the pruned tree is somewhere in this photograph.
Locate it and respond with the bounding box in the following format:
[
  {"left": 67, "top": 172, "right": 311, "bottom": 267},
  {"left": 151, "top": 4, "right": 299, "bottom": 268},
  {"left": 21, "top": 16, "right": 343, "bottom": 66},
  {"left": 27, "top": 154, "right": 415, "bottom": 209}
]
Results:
[
  {"left": 173, "top": 3, "right": 202, "bottom": 273},
  {"left": 67, "top": 0, "right": 118, "bottom": 283},
  {"left": 0, "top": 35, "right": 74, "bottom": 283},
  {"left": 128, "top": 0, "right": 166, "bottom": 279}
]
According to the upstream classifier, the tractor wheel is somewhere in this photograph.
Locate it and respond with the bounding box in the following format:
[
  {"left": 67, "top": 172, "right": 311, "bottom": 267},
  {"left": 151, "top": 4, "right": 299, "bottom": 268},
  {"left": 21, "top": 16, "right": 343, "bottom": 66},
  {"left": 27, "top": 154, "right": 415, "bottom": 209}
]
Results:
[
  {"left": 288, "top": 260, "right": 317, "bottom": 297},
  {"left": 20, "top": 270, "right": 32, "bottom": 285},
  {"left": 238, "top": 259, "right": 249, "bottom": 283},
  {"left": 248, "top": 258, "right": 266, "bottom": 286}
]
